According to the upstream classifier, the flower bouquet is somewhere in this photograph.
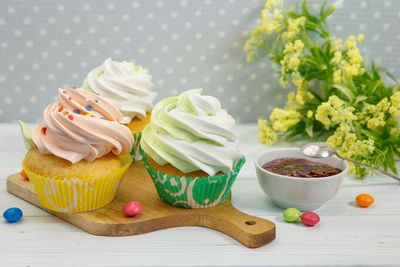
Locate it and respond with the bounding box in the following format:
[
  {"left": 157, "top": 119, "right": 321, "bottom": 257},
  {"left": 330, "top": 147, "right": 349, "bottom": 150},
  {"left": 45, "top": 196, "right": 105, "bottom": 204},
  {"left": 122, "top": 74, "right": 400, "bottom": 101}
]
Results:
[{"left": 245, "top": 0, "right": 400, "bottom": 178}]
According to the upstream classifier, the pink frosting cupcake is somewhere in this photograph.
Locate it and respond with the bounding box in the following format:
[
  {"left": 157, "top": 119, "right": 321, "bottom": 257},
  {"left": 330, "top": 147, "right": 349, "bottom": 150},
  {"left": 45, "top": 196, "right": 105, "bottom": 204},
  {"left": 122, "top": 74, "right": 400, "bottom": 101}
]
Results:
[{"left": 21, "top": 87, "right": 134, "bottom": 213}]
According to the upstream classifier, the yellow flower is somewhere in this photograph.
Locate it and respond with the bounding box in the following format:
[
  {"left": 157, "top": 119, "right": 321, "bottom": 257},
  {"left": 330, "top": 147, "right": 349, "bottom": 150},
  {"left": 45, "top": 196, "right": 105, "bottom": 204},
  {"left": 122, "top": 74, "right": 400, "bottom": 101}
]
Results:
[
  {"left": 251, "top": 26, "right": 266, "bottom": 37},
  {"left": 247, "top": 50, "right": 255, "bottom": 62},
  {"left": 315, "top": 96, "right": 357, "bottom": 126},
  {"left": 273, "top": 8, "right": 283, "bottom": 20},
  {"left": 294, "top": 40, "right": 304, "bottom": 51},
  {"left": 287, "top": 92, "right": 296, "bottom": 104},
  {"left": 342, "top": 106, "right": 357, "bottom": 121},
  {"left": 331, "top": 51, "right": 342, "bottom": 64},
  {"left": 357, "top": 34, "right": 364, "bottom": 42},
  {"left": 367, "top": 112, "right": 385, "bottom": 130},
  {"left": 330, "top": 38, "right": 343, "bottom": 52},
  {"left": 284, "top": 42, "right": 294, "bottom": 54},
  {"left": 339, "top": 122, "right": 351, "bottom": 132},
  {"left": 307, "top": 110, "right": 314, "bottom": 118},
  {"left": 347, "top": 48, "right": 363, "bottom": 65},
  {"left": 265, "top": 0, "right": 278, "bottom": 9},
  {"left": 258, "top": 119, "right": 277, "bottom": 145},
  {"left": 345, "top": 35, "right": 357, "bottom": 49},
  {"left": 288, "top": 57, "right": 300, "bottom": 70},
  {"left": 280, "top": 76, "right": 288, "bottom": 87},
  {"left": 389, "top": 91, "right": 400, "bottom": 116},
  {"left": 329, "top": 95, "right": 345, "bottom": 109},
  {"left": 345, "top": 64, "right": 362, "bottom": 77},
  {"left": 282, "top": 17, "right": 305, "bottom": 40},
  {"left": 376, "top": 97, "right": 389, "bottom": 112},
  {"left": 333, "top": 69, "right": 343, "bottom": 84},
  {"left": 326, "top": 129, "right": 345, "bottom": 148},
  {"left": 269, "top": 108, "right": 301, "bottom": 132},
  {"left": 315, "top": 102, "right": 332, "bottom": 125}
]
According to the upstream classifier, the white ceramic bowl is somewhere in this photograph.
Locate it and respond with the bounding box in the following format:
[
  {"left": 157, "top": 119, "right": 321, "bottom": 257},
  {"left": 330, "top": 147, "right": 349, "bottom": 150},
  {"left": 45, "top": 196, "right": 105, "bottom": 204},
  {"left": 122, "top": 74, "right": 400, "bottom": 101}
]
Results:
[{"left": 254, "top": 147, "right": 348, "bottom": 211}]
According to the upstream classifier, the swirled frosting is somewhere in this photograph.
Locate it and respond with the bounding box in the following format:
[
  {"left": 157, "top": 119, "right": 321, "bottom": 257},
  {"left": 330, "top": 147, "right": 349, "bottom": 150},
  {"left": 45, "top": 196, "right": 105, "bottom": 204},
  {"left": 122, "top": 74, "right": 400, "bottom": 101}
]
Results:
[
  {"left": 32, "top": 88, "right": 134, "bottom": 163},
  {"left": 141, "top": 89, "right": 243, "bottom": 176},
  {"left": 83, "top": 58, "right": 156, "bottom": 124}
]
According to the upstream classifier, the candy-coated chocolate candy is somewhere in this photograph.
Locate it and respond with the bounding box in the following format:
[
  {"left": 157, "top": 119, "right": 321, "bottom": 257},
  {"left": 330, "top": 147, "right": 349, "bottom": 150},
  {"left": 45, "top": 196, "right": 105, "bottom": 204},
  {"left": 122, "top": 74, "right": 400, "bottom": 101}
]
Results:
[
  {"left": 356, "top": 194, "right": 374, "bottom": 207},
  {"left": 3, "top": 207, "right": 23, "bottom": 223},
  {"left": 123, "top": 201, "right": 142, "bottom": 217},
  {"left": 283, "top": 208, "right": 302, "bottom": 223},
  {"left": 300, "top": 211, "right": 320, "bottom": 226},
  {"left": 20, "top": 169, "right": 29, "bottom": 180}
]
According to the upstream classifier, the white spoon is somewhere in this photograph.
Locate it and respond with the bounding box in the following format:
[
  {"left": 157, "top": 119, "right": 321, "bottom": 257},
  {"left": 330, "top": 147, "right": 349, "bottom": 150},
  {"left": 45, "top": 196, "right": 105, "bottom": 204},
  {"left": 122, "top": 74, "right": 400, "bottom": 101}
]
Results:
[{"left": 301, "top": 142, "right": 400, "bottom": 182}]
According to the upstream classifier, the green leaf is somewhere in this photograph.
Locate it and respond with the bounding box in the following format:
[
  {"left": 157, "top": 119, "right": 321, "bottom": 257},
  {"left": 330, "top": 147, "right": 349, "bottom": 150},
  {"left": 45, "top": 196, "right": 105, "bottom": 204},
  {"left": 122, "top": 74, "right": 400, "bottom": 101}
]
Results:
[
  {"left": 342, "top": 71, "right": 357, "bottom": 94},
  {"left": 287, "top": 11, "right": 303, "bottom": 19},
  {"left": 333, "top": 84, "right": 355, "bottom": 102},
  {"left": 355, "top": 95, "right": 368, "bottom": 104},
  {"left": 305, "top": 119, "right": 314, "bottom": 137},
  {"left": 319, "top": 6, "right": 335, "bottom": 23},
  {"left": 18, "top": 120, "right": 37, "bottom": 151},
  {"left": 386, "top": 146, "right": 398, "bottom": 174}
]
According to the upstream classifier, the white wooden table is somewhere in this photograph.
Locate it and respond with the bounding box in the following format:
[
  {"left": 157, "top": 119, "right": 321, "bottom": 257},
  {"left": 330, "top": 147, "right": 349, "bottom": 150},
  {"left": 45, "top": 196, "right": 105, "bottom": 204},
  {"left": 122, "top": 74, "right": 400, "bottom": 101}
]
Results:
[{"left": 1, "top": 123, "right": 399, "bottom": 266}]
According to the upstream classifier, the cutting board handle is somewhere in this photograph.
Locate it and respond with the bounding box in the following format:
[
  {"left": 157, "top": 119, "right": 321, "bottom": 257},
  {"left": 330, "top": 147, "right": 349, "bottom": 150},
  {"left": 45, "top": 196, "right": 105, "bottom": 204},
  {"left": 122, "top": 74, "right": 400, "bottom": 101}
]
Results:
[{"left": 190, "top": 202, "right": 276, "bottom": 248}]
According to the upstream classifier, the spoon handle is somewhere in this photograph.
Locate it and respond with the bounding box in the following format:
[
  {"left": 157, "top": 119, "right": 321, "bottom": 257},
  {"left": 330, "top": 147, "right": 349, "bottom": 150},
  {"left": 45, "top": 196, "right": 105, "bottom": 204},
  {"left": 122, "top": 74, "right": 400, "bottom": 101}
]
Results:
[{"left": 340, "top": 156, "right": 400, "bottom": 182}]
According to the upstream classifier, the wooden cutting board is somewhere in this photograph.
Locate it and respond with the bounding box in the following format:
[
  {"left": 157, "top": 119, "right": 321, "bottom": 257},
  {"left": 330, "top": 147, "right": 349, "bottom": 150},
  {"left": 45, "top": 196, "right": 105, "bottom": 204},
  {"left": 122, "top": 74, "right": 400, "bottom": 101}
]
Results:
[{"left": 7, "top": 161, "right": 275, "bottom": 248}]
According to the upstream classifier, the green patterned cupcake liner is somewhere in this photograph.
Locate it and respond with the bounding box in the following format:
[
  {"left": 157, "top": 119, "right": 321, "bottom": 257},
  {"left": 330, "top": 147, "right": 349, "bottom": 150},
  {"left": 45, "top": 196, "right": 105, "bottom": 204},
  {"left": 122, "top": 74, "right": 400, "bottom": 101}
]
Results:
[
  {"left": 140, "top": 149, "right": 245, "bottom": 209},
  {"left": 130, "top": 132, "right": 142, "bottom": 162}
]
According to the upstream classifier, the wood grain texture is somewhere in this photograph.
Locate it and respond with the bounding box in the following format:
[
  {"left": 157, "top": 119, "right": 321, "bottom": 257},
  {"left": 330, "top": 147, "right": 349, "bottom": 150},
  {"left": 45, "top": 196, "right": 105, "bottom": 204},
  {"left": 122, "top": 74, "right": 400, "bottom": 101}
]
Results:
[{"left": 6, "top": 161, "right": 275, "bottom": 248}]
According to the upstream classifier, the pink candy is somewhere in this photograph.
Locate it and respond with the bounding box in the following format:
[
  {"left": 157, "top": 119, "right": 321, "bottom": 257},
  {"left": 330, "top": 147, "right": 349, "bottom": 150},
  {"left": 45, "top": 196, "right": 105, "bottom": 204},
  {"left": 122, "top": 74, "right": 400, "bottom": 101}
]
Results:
[
  {"left": 300, "top": 211, "right": 320, "bottom": 226},
  {"left": 123, "top": 201, "right": 142, "bottom": 217}
]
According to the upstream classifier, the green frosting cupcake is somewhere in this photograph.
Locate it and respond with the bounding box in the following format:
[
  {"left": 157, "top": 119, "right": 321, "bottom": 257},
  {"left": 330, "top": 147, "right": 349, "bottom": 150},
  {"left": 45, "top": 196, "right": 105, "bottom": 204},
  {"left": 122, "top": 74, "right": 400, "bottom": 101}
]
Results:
[{"left": 141, "top": 89, "right": 245, "bottom": 208}]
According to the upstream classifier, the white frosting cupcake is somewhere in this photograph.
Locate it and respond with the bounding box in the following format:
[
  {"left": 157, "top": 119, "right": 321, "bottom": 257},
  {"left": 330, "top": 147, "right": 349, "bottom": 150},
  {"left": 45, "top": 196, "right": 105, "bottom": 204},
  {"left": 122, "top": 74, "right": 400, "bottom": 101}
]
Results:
[{"left": 83, "top": 58, "right": 156, "bottom": 124}]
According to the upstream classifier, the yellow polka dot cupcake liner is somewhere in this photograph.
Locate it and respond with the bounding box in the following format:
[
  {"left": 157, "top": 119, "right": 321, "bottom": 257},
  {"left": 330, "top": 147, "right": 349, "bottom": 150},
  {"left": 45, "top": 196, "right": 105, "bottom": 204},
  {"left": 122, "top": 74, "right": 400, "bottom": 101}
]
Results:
[{"left": 22, "top": 155, "right": 132, "bottom": 213}]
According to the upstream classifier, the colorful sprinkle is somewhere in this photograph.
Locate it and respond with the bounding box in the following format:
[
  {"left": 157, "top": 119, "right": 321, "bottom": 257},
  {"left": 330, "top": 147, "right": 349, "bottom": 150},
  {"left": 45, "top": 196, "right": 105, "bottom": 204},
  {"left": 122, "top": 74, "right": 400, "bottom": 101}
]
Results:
[
  {"left": 68, "top": 115, "right": 74, "bottom": 120},
  {"left": 73, "top": 86, "right": 76, "bottom": 89},
  {"left": 63, "top": 111, "right": 67, "bottom": 115},
  {"left": 73, "top": 109, "right": 80, "bottom": 114},
  {"left": 85, "top": 113, "right": 94, "bottom": 117},
  {"left": 85, "top": 105, "right": 92, "bottom": 111},
  {"left": 84, "top": 91, "right": 88, "bottom": 94},
  {"left": 100, "top": 117, "right": 106, "bottom": 120},
  {"left": 69, "top": 97, "right": 72, "bottom": 100},
  {"left": 58, "top": 106, "right": 63, "bottom": 112},
  {"left": 95, "top": 100, "right": 98, "bottom": 103},
  {"left": 42, "top": 127, "right": 47, "bottom": 135},
  {"left": 63, "top": 90, "right": 67, "bottom": 94}
]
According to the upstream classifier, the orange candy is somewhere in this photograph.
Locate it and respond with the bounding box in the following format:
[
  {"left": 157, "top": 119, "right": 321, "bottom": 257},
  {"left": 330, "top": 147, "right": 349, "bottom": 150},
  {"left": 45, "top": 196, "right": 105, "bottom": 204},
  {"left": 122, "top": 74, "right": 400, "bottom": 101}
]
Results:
[
  {"left": 20, "top": 169, "right": 29, "bottom": 180},
  {"left": 356, "top": 194, "right": 374, "bottom": 207}
]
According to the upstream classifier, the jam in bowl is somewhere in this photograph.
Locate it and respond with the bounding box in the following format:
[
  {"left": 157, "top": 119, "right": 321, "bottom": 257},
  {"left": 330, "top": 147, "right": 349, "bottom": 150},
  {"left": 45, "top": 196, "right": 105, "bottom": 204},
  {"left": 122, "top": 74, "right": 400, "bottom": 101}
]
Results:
[
  {"left": 254, "top": 147, "right": 348, "bottom": 211},
  {"left": 262, "top": 158, "right": 342, "bottom": 178}
]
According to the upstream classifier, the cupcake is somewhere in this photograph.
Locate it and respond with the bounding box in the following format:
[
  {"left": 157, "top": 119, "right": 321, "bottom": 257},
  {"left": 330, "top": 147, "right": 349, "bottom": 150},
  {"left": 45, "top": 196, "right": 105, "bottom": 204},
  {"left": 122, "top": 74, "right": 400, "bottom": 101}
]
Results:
[
  {"left": 140, "top": 89, "right": 245, "bottom": 208},
  {"left": 20, "top": 88, "right": 134, "bottom": 213},
  {"left": 82, "top": 58, "right": 156, "bottom": 160}
]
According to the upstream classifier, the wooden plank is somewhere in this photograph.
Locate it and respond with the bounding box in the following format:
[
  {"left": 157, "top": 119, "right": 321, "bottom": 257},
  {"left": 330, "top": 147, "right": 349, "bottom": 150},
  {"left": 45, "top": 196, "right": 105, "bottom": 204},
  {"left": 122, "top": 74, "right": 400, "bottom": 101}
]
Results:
[{"left": 6, "top": 161, "right": 275, "bottom": 248}]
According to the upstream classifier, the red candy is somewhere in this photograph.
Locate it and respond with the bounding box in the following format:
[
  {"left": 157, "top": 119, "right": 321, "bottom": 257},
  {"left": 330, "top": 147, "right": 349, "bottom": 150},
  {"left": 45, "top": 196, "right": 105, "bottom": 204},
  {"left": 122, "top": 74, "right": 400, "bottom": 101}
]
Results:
[
  {"left": 300, "top": 212, "right": 320, "bottom": 226},
  {"left": 68, "top": 115, "right": 74, "bottom": 120},
  {"left": 123, "top": 201, "right": 142, "bottom": 217}
]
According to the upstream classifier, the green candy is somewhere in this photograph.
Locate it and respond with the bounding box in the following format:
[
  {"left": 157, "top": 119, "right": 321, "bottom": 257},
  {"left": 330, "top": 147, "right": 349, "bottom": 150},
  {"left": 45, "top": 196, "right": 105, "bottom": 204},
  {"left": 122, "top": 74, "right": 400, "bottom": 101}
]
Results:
[{"left": 283, "top": 208, "right": 302, "bottom": 223}]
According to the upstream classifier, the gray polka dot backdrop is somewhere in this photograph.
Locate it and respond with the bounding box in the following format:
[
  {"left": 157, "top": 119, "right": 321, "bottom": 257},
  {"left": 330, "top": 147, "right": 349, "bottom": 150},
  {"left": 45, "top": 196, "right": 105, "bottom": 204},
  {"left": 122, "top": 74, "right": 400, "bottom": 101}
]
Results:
[{"left": 1, "top": 0, "right": 400, "bottom": 122}]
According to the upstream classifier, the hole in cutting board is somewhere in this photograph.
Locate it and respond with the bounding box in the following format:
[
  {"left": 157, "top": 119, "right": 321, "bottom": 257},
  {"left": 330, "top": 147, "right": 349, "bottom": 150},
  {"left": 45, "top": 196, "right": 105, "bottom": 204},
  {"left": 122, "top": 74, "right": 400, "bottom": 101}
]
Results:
[{"left": 245, "top": 220, "right": 256, "bottom": 225}]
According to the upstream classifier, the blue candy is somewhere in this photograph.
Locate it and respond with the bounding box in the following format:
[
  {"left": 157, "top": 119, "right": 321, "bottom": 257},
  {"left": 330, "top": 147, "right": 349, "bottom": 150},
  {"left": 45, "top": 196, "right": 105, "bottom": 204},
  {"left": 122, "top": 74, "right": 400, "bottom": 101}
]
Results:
[{"left": 3, "top": 207, "right": 23, "bottom": 223}]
